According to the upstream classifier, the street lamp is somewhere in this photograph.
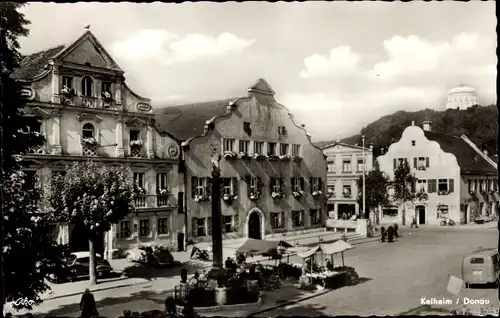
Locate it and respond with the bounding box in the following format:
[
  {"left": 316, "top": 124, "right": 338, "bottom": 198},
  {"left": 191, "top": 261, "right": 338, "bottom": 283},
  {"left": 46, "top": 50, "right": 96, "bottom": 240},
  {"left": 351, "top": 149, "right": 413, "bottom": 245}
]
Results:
[{"left": 362, "top": 135, "right": 366, "bottom": 219}]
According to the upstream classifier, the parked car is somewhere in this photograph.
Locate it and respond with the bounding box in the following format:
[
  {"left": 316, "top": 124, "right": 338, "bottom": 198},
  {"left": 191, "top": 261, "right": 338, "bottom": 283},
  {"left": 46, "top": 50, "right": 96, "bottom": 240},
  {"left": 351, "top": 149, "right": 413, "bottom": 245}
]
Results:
[
  {"left": 124, "top": 243, "right": 175, "bottom": 266},
  {"left": 48, "top": 251, "right": 113, "bottom": 283}
]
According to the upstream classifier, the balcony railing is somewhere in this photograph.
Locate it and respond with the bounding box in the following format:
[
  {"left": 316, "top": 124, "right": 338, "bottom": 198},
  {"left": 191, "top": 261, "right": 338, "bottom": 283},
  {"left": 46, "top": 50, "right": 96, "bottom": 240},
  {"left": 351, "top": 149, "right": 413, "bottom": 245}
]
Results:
[
  {"left": 134, "top": 194, "right": 176, "bottom": 208},
  {"left": 69, "top": 96, "right": 115, "bottom": 109}
]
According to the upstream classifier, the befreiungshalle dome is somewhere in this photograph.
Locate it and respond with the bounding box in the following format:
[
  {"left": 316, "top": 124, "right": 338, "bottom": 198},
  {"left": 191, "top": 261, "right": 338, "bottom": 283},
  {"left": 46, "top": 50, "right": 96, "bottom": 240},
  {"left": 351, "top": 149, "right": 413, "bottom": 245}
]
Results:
[{"left": 445, "top": 84, "right": 479, "bottom": 110}]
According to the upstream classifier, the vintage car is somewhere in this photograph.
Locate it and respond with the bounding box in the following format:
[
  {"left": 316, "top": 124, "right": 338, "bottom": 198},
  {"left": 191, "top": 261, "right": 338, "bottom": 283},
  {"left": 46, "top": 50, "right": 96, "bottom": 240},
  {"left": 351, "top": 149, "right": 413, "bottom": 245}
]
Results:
[
  {"left": 48, "top": 251, "right": 113, "bottom": 283},
  {"left": 124, "top": 243, "right": 175, "bottom": 266}
]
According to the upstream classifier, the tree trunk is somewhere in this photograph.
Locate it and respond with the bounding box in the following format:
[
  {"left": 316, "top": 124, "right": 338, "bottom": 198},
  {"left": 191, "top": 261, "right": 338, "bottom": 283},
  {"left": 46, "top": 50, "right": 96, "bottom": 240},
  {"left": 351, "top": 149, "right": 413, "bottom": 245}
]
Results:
[
  {"left": 89, "top": 239, "right": 97, "bottom": 285},
  {"left": 402, "top": 202, "right": 406, "bottom": 226}
]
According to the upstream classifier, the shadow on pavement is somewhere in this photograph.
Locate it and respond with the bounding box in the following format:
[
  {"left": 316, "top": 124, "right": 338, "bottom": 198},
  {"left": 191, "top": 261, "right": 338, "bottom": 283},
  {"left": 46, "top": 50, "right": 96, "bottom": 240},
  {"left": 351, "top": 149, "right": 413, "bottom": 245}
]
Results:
[
  {"left": 121, "top": 261, "right": 207, "bottom": 280},
  {"left": 252, "top": 302, "right": 328, "bottom": 317},
  {"left": 467, "top": 282, "right": 499, "bottom": 289}
]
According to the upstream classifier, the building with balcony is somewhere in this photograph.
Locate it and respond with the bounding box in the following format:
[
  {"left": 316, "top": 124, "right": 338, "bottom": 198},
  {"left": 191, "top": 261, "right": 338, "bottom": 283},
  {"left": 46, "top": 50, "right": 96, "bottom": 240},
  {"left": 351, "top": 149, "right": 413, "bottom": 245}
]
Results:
[
  {"left": 321, "top": 137, "right": 373, "bottom": 220},
  {"left": 14, "top": 29, "right": 183, "bottom": 259},
  {"left": 154, "top": 79, "right": 327, "bottom": 242},
  {"left": 377, "top": 121, "right": 498, "bottom": 226}
]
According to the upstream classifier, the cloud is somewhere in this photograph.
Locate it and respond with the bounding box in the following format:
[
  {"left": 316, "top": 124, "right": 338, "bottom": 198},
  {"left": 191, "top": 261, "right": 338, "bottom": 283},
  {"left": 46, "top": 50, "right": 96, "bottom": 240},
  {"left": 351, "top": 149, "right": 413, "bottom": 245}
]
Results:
[
  {"left": 373, "top": 33, "right": 495, "bottom": 79},
  {"left": 299, "top": 46, "right": 362, "bottom": 78},
  {"left": 109, "top": 29, "right": 255, "bottom": 65}
]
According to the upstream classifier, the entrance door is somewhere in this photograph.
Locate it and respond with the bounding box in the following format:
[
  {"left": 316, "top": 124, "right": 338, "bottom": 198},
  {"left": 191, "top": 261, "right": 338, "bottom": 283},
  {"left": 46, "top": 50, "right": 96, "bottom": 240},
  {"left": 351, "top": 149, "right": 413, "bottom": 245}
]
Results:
[
  {"left": 248, "top": 212, "right": 261, "bottom": 240},
  {"left": 417, "top": 206, "right": 426, "bottom": 224}
]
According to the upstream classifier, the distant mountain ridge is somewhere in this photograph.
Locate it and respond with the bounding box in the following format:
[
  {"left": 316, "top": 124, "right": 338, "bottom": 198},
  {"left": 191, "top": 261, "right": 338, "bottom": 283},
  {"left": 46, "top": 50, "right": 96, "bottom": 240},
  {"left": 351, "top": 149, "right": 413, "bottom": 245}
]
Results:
[{"left": 315, "top": 105, "right": 498, "bottom": 158}]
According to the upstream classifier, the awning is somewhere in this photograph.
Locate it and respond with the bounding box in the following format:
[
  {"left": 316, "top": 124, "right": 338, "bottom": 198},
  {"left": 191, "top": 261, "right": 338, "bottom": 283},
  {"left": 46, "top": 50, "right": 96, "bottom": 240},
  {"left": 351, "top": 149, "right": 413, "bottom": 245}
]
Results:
[
  {"left": 236, "top": 238, "right": 293, "bottom": 255},
  {"left": 320, "top": 240, "right": 354, "bottom": 255},
  {"left": 297, "top": 245, "right": 320, "bottom": 259}
]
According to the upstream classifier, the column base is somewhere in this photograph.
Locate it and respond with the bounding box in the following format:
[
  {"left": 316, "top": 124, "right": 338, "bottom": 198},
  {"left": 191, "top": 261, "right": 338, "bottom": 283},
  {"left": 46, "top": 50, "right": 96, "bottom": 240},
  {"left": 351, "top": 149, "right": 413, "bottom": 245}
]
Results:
[{"left": 215, "top": 287, "right": 227, "bottom": 306}]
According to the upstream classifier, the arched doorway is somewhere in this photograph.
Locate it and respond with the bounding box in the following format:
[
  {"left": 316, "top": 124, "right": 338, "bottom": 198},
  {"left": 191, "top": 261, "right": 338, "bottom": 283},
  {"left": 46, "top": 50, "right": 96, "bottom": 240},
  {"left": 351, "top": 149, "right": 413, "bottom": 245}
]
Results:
[
  {"left": 70, "top": 223, "right": 104, "bottom": 255},
  {"left": 248, "top": 212, "right": 262, "bottom": 240},
  {"left": 416, "top": 205, "right": 426, "bottom": 224}
]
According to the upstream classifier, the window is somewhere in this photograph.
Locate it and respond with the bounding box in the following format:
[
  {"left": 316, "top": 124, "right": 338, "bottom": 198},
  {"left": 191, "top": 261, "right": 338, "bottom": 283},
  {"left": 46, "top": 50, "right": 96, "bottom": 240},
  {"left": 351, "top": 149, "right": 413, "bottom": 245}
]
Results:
[
  {"left": 82, "top": 123, "right": 95, "bottom": 138},
  {"left": 130, "top": 129, "right": 140, "bottom": 141},
  {"left": 468, "top": 179, "right": 474, "bottom": 192},
  {"left": 254, "top": 141, "right": 264, "bottom": 154},
  {"left": 480, "top": 180, "right": 486, "bottom": 191},
  {"left": 398, "top": 158, "right": 405, "bottom": 166},
  {"left": 81, "top": 76, "right": 93, "bottom": 97},
  {"left": 101, "top": 81, "right": 112, "bottom": 94},
  {"left": 134, "top": 172, "right": 145, "bottom": 189},
  {"left": 23, "top": 171, "right": 37, "bottom": 190},
  {"left": 239, "top": 140, "right": 250, "bottom": 153},
  {"left": 62, "top": 76, "right": 73, "bottom": 89},
  {"left": 357, "top": 158, "right": 364, "bottom": 172},
  {"left": 342, "top": 160, "right": 351, "bottom": 172},
  {"left": 223, "top": 178, "right": 234, "bottom": 195},
  {"left": 280, "top": 143, "right": 289, "bottom": 156},
  {"left": 197, "top": 218, "right": 206, "bottom": 237},
  {"left": 411, "top": 140, "right": 416, "bottom": 146},
  {"left": 158, "top": 218, "right": 169, "bottom": 235},
  {"left": 119, "top": 221, "right": 131, "bottom": 238},
  {"left": 193, "top": 177, "right": 207, "bottom": 197},
  {"left": 311, "top": 177, "right": 320, "bottom": 192},
  {"left": 267, "top": 142, "right": 277, "bottom": 156},
  {"left": 438, "top": 179, "right": 448, "bottom": 192},
  {"left": 292, "top": 210, "right": 305, "bottom": 227},
  {"left": 343, "top": 185, "right": 351, "bottom": 197},
  {"left": 223, "top": 139, "right": 235, "bottom": 152},
  {"left": 271, "top": 212, "right": 285, "bottom": 229},
  {"left": 223, "top": 215, "right": 234, "bottom": 233},
  {"left": 271, "top": 178, "right": 281, "bottom": 193},
  {"left": 157, "top": 173, "right": 167, "bottom": 191},
  {"left": 139, "top": 219, "right": 150, "bottom": 237},
  {"left": 26, "top": 117, "right": 42, "bottom": 134},
  {"left": 417, "top": 180, "right": 427, "bottom": 191},
  {"left": 327, "top": 161, "right": 335, "bottom": 172},
  {"left": 382, "top": 207, "right": 398, "bottom": 218},
  {"left": 292, "top": 144, "right": 301, "bottom": 157},
  {"left": 328, "top": 186, "right": 335, "bottom": 195},
  {"left": 488, "top": 179, "right": 493, "bottom": 190},
  {"left": 293, "top": 177, "right": 302, "bottom": 192},
  {"left": 278, "top": 126, "right": 287, "bottom": 135},
  {"left": 243, "top": 122, "right": 251, "bottom": 134},
  {"left": 310, "top": 209, "right": 320, "bottom": 225},
  {"left": 250, "top": 178, "right": 258, "bottom": 193},
  {"left": 470, "top": 258, "right": 485, "bottom": 264}
]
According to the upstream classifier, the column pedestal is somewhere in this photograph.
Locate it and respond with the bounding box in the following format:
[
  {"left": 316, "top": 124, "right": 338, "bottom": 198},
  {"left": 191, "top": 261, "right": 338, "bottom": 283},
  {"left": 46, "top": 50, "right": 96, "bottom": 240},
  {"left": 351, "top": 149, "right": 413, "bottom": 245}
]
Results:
[{"left": 215, "top": 287, "right": 227, "bottom": 306}]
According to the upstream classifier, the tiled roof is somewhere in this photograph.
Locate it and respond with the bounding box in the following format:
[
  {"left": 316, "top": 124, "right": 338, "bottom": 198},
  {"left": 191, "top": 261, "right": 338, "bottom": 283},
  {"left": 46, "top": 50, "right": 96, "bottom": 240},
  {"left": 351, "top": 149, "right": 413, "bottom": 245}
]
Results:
[
  {"left": 153, "top": 98, "right": 236, "bottom": 141},
  {"left": 423, "top": 131, "right": 496, "bottom": 175},
  {"left": 12, "top": 45, "right": 66, "bottom": 81}
]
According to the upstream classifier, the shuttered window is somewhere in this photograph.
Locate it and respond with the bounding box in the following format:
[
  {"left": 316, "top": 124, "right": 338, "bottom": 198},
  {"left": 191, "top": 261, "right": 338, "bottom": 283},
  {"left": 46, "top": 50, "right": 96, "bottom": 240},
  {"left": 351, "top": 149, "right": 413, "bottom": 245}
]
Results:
[{"left": 427, "top": 179, "right": 437, "bottom": 193}]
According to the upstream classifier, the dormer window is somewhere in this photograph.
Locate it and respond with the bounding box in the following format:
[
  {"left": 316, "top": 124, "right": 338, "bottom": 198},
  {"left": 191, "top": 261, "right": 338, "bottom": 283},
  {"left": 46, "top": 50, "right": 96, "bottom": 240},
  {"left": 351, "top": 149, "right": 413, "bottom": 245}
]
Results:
[
  {"left": 102, "top": 81, "right": 112, "bottom": 94},
  {"left": 81, "top": 76, "right": 93, "bottom": 97}
]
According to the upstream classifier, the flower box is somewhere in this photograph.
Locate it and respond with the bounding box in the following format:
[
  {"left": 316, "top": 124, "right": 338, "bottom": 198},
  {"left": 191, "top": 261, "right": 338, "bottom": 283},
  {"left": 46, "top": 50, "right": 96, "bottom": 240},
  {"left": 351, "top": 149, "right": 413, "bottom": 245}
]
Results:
[
  {"left": 417, "top": 166, "right": 426, "bottom": 171},
  {"left": 223, "top": 193, "right": 238, "bottom": 202},
  {"left": 130, "top": 140, "right": 143, "bottom": 148},
  {"left": 238, "top": 152, "right": 250, "bottom": 159},
  {"left": 279, "top": 155, "right": 290, "bottom": 161},
  {"left": 268, "top": 154, "right": 279, "bottom": 161},
  {"left": 293, "top": 190, "right": 304, "bottom": 198},
  {"left": 271, "top": 191, "right": 283, "bottom": 199},
  {"left": 292, "top": 156, "right": 302, "bottom": 162},
  {"left": 81, "top": 137, "right": 98, "bottom": 146},
  {"left": 224, "top": 151, "right": 238, "bottom": 159},
  {"left": 157, "top": 188, "right": 170, "bottom": 195},
  {"left": 135, "top": 187, "right": 146, "bottom": 195},
  {"left": 343, "top": 193, "right": 352, "bottom": 199},
  {"left": 312, "top": 191, "right": 322, "bottom": 197},
  {"left": 60, "top": 86, "right": 75, "bottom": 96},
  {"left": 437, "top": 190, "right": 450, "bottom": 196},
  {"left": 194, "top": 195, "right": 209, "bottom": 202},
  {"left": 101, "top": 91, "right": 113, "bottom": 103},
  {"left": 249, "top": 192, "right": 260, "bottom": 200}
]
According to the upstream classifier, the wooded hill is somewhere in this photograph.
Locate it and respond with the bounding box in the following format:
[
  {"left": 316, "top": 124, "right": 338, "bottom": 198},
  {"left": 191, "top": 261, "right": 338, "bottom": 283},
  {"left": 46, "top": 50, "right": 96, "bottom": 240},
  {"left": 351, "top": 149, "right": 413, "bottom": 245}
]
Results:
[{"left": 315, "top": 105, "right": 498, "bottom": 158}]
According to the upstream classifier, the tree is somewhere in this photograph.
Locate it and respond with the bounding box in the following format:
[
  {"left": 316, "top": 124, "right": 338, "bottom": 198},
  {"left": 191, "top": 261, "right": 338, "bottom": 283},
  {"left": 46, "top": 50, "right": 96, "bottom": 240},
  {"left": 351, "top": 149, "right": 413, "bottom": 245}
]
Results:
[
  {"left": 357, "top": 166, "right": 390, "bottom": 223},
  {"left": 46, "top": 161, "right": 136, "bottom": 284},
  {"left": 391, "top": 159, "right": 418, "bottom": 226},
  {"left": 2, "top": 170, "right": 71, "bottom": 310}
]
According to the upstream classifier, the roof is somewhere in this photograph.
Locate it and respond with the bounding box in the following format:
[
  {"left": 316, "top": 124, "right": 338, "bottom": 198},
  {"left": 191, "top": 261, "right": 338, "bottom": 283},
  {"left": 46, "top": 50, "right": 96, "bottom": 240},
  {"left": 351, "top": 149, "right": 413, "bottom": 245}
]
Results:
[
  {"left": 153, "top": 98, "right": 236, "bottom": 141},
  {"left": 465, "top": 248, "right": 498, "bottom": 257},
  {"left": 321, "top": 141, "right": 371, "bottom": 151},
  {"left": 423, "top": 131, "right": 496, "bottom": 175},
  {"left": 12, "top": 45, "right": 66, "bottom": 81}
]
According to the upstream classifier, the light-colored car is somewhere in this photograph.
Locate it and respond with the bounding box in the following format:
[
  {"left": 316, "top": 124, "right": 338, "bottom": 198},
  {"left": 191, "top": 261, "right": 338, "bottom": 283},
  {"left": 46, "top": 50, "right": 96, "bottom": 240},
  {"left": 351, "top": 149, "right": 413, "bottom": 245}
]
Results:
[{"left": 124, "top": 243, "right": 175, "bottom": 266}]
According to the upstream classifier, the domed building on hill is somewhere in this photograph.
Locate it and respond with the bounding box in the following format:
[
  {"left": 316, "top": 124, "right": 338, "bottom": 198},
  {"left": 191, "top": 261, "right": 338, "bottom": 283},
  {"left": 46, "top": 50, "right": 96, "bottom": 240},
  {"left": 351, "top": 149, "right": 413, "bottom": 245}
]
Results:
[{"left": 445, "top": 85, "right": 479, "bottom": 110}]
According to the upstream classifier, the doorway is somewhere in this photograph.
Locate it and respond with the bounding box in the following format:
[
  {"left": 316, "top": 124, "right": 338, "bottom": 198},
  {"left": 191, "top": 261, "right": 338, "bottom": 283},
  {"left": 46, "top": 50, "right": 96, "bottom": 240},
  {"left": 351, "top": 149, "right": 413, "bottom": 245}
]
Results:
[
  {"left": 338, "top": 204, "right": 356, "bottom": 220},
  {"left": 416, "top": 206, "right": 426, "bottom": 224},
  {"left": 248, "top": 212, "right": 262, "bottom": 240}
]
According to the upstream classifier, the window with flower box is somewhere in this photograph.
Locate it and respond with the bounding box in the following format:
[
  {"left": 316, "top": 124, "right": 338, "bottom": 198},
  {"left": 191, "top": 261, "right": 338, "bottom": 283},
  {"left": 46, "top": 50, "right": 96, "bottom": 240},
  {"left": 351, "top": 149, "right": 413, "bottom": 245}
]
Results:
[
  {"left": 393, "top": 158, "right": 408, "bottom": 170},
  {"left": 139, "top": 219, "right": 150, "bottom": 237},
  {"left": 101, "top": 81, "right": 112, "bottom": 94},
  {"left": 413, "top": 157, "right": 430, "bottom": 170},
  {"left": 223, "top": 215, "right": 235, "bottom": 233},
  {"left": 292, "top": 177, "right": 304, "bottom": 192},
  {"left": 268, "top": 142, "right": 277, "bottom": 156},
  {"left": 156, "top": 173, "right": 168, "bottom": 191},
  {"left": 191, "top": 218, "right": 206, "bottom": 237},
  {"left": 239, "top": 140, "right": 250, "bottom": 153},
  {"left": 254, "top": 141, "right": 264, "bottom": 154},
  {"left": 417, "top": 180, "right": 427, "bottom": 192},
  {"left": 191, "top": 177, "right": 208, "bottom": 198},
  {"left": 157, "top": 218, "right": 169, "bottom": 235},
  {"left": 270, "top": 177, "right": 282, "bottom": 193},
  {"left": 134, "top": 172, "right": 145, "bottom": 189},
  {"left": 62, "top": 76, "right": 73, "bottom": 89},
  {"left": 310, "top": 209, "right": 321, "bottom": 225},
  {"left": 222, "top": 177, "right": 238, "bottom": 197},
  {"left": 250, "top": 178, "right": 259, "bottom": 193},
  {"left": 292, "top": 144, "right": 301, "bottom": 157},
  {"left": 280, "top": 144, "right": 289, "bottom": 156},
  {"left": 119, "top": 221, "right": 131, "bottom": 238},
  {"left": 292, "top": 210, "right": 305, "bottom": 227},
  {"left": 309, "top": 177, "right": 322, "bottom": 194},
  {"left": 223, "top": 139, "right": 235, "bottom": 152},
  {"left": 271, "top": 212, "right": 285, "bottom": 229}
]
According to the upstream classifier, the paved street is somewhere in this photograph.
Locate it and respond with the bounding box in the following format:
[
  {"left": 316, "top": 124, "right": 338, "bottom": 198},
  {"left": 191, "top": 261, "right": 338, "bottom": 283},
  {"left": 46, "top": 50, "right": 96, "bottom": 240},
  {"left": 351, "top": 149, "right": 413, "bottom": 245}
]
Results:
[{"left": 6, "top": 226, "right": 498, "bottom": 317}]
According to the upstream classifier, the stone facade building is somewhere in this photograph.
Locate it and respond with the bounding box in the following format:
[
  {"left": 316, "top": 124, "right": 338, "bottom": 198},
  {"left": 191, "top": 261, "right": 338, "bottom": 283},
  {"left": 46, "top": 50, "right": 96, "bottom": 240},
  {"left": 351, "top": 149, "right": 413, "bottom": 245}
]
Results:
[
  {"left": 321, "top": 138, "right": 373, "bottom": 219},
  {"left": 155, "top": 79, "right": 328, "bottom": 243},
  {"left": 14, "top": 29, "right": 183, "bottom": 259},
  {"left": 377, "top": 121, "right": 498, "bottom": 226}
]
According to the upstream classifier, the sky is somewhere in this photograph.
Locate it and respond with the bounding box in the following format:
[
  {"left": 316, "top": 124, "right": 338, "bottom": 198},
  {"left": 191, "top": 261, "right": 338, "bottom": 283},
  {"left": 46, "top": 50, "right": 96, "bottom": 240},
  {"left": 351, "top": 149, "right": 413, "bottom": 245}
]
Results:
[{"left": 19, "top": 2, "right": 496, "bottom": 142}]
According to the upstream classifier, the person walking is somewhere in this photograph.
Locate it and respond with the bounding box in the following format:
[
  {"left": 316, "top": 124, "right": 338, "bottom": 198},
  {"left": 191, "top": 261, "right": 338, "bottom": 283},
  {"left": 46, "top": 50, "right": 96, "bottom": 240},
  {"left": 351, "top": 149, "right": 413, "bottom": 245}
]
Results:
[
  {"left": 80, "top": 289, "right": 98, "bottom": 318},
  {"left": 411, "top": 216, "right": 418, "bottom": 228}
]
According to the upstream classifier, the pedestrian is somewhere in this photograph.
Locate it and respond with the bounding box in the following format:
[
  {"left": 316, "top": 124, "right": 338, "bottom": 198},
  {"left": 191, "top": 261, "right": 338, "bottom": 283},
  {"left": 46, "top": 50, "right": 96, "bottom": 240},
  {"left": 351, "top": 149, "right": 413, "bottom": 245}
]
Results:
[
  {"left": 80, "top": 288, "right": 98, "bottom": 318},
  {"left": 380, "top": 227, "right": 386, "bottom": 242},
  {"left": 387, "top": 225, "right": 394, "bottom": 243},
  {"left": 164, "top": 296, "right": 177, "bottom": 317},
  {"left": 411, "top": 216, "right": 418, "bottom": 228}
]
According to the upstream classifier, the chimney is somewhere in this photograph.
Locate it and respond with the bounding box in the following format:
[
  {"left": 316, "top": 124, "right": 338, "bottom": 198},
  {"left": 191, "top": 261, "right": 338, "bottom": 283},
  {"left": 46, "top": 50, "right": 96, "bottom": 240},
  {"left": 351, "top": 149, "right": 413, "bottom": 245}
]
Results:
[{"left": 422, "top": 120, "right": 432, "bottom": 132}]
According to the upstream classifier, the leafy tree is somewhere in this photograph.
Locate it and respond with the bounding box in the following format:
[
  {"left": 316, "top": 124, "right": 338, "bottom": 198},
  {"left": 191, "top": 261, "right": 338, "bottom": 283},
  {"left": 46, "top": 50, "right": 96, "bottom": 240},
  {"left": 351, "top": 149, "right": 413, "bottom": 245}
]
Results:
[
  {"left": 3, "top": 170, "right": 71, "bottom": 310},
  {"left": 357, "top": 165, "right": 390, "bottom": 223},
  {"left": 391, "top": 159, "right": 419, "bottom": 226},
  {"left": 46, "top": 161, "right": 136, "bottom": 284}
]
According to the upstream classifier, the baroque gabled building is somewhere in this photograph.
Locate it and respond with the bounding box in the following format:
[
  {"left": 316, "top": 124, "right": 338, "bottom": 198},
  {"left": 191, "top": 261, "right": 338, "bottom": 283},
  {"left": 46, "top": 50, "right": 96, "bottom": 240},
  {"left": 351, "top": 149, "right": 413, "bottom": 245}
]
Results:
[
  {"left": 155, "top": 79, "right": 328, "bottom": 242},
  {"left": 14, "top": 29, "right": 183, "bottom": 259},
  {"left": 377, "top": 121, "right": 498, "bottom": 226}
]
